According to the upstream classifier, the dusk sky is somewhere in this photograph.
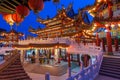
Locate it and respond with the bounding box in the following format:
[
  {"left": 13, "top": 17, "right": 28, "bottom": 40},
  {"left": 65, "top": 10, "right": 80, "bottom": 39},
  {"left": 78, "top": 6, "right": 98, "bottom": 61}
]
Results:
[{"left": 0, "top": 0, "right": 95, "bottom": 36}]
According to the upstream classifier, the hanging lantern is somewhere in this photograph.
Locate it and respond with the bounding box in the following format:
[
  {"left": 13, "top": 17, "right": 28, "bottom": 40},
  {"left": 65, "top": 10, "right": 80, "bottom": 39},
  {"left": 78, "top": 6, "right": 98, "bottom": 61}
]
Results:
[
  {"left": 12, "top": 13, "right": 23, "bottom": 25},
  {"left": 3, "top": 14, "right": 14, "bottom": 26},
  {"left": 16, "top": 5, "right": 30, "bottom": 18},
  {"left": 0, "top": 12, "right": 8, "bottom": 15},
  {"left": 28, "top": 0, "right": 44, "bottom": 13}
]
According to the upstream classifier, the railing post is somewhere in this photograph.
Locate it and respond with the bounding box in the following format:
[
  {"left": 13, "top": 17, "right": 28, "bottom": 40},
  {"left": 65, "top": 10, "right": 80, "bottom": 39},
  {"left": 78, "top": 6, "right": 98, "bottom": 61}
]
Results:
[
  {"left": 80, "top": 61, "right": 85, "bottom": 80},
  {"left": 68, "top": 67, "right": 71, "bottom": 78},
  {"left": 89, "top": 59, "right": 94, "bottom": 79},
  {"left": 80, "top": 61, "right": 84, "bottom": 71},
  {"left": 45, "top": 73, "right": 50, "bottom": 80},
  {"left": 67, "top": 53, "right": 71, "bottom": 77}
]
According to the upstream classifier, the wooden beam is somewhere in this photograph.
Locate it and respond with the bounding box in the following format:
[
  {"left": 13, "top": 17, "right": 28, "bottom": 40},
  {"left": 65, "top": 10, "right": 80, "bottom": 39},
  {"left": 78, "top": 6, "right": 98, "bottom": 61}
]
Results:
[
  {"left": 12, "top": 0, "right": 21, "bottom": 5},
  {"left": 0, "top": 6, "right": 14, "bottom": 13},
  {"left": 4, "top": 0, "right": 16, "bottom": 8},
  {"left": 1, "top": 3, "right": 16, "bottom": 11}
]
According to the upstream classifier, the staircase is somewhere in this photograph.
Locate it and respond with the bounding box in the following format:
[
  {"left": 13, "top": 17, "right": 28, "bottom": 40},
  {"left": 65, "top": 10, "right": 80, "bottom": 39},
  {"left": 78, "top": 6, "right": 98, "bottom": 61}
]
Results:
[
  {"left": 99, "top": 56, "right": 120, "bottom": 79},
  {"left": 0, "top": 54, "right": 31, "bottom": 80}
]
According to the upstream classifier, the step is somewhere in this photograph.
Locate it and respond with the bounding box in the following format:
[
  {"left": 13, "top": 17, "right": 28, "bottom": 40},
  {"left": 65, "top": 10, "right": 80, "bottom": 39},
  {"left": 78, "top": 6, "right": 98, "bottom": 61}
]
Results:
[
  {"left": 102, "top": 60, "right": 120, "bottom": 63},
  {"left": 99, "top": 71, "right": 120, "bottom": 79},
  {"left": 103, "top": 58, "right": 120, "bottom": 60},
  {"left": 100, "top": 67, "right": 120, "bottom": 72},
  {"left": 101, "top": 62, "right": 120, "bottom": 66},
  {"left": 103, "top": 56, "right": 120, "bottom": 59},
  {"left": 11, "top": 63, "right": 21, "bottom": 65},
  {"left": 0, "top": 55, "right": 31, "bottom": 80},
  {"left": 101, "top": 62, "right": 120, "bottom": 67},
  {"left": 0, "top": 75, "right": 31, "bottom": 80},
  {"left": 3, "top": 68, "right": 24, "bottom": 72},
  {"left": 103, "top": 60, "right": 120, "bottom": 63},
  {"left": 8, "top": 65, "right": 23, "bottom": 68},
  {"left": 102, "top": 61, "right": 120, "bottom": 65},
  {"left": 0, "top": 73, "right": 28, "bottom": 79},
  {"left": 100, "top": 69, "right": 120, "bottom": 75},
  {"left": 10, "top": 75, "right": 31, "bottom": 80},
  {"left": 0, "top": 70, "right": 25, "bottom": 75},
  {"left": 100, "top": 65, "right": 120, "bottom": 70}
]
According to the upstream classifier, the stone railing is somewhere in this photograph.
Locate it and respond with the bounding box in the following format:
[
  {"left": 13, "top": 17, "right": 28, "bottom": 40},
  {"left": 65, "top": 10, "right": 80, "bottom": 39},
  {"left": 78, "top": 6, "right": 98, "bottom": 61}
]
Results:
[
  {"left": 66, "top": 51, "right": 103, "bottom": 80},
  {"left": 18, "top": 38, "right": 71, "bottom": 45},
  {"left": 0, "top": 47, "right": 15, "bottom": 54},
  {"left": 67, "top": 42, "right": 102, "bottom": 55}
]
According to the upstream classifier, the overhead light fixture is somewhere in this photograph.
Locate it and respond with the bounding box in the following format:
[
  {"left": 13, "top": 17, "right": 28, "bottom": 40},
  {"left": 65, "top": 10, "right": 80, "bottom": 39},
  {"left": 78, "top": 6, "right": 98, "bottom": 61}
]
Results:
[
  {"left": 111, "top": 24, "right": 115, "bottom": 28},
  {"left": 105, "top": 24, "right": 109, "bottom": 27},
  {"left": 92, "top": 8, "right": 96, "bottom": 11},
  {"left": 94, "top": 23, "right": 97, "bottom": 26},
  {"left": 118, "top": 23, "right": 120, "bottom": 27},
  {"left": 105, "top": 29, "right": 108, "bottom": 32},
  {"left": 104, "top": 0, "right": 107, "bottom": 2},
  {"left": 97, "top": 0, "right": 102, "bottom": 3}
]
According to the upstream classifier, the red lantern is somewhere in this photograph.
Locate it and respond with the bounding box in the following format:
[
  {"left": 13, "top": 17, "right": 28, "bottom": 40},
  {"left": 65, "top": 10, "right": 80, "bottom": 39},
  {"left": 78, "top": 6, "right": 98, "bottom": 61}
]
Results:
[
  {"left": 16, "top": 5, "right": 30, "bottom": 18},
  {"left": 28, "top": 0, "right": 44, "bottom": 13},
  {"left": 0, "top": 12, "right": 8, "bottom": 15},
  {"left": 3, "top": 14, "right": 14, "bottom": 26},
  {"left": 12, "top": 13, "right": 23, "bottom": 25}
]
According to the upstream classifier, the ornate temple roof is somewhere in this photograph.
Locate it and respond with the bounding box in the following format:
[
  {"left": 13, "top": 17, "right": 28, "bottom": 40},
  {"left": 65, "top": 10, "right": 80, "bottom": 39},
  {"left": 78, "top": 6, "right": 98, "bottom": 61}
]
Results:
[
  {"left": 0, "top": 29, "right": 23, "bottom": 43},
  {"left": 29, "top": 4, "right": 94, "bottom": 39}
]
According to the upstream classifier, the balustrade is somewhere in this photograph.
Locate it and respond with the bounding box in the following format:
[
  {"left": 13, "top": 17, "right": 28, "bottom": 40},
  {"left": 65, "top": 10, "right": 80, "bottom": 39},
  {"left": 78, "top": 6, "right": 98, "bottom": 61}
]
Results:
[
  {"left": 66, "top": 51, "right": 103, "bottom": 80},
  {"left": 0, "top": 47, "right": 14, "bottom": 53},
  {"left": 18, "top": 38, "right": 71, "bottom": 45}
]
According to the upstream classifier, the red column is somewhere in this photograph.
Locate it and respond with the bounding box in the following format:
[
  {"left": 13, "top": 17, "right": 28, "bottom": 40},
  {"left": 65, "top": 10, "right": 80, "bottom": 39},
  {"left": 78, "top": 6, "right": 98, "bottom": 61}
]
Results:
[
  {"left": 83, "top": 39, "right": 86, "bottom": 45},
  {"left": 77, "top": 54, "right": 80, "bottom": 66},
  {"left": 108, "top": 1, "right": 113, "bottom": 18},
  {"left": 106, "top": 26, "right": 113, "bottom": 54},
  {"left": 58, "top": 48, "right": 61, "bottom": 63},
  {"left": 68, "top": 54, "right": 71, "bottom": 67},
  {"left": 65, "top": 49, "right": 67, "bottom": 61},
  {"left": 101, "top": 38, "right": 106, "bottom": 52},
  {"left": 114, "top": 38, "right": 119, "bottom": 51},
  {"left": 67, "top": 53, "right": 71, "bottom": 77},
  {"left": 96, "top": 33, "right": 100, "bottom": 46}
]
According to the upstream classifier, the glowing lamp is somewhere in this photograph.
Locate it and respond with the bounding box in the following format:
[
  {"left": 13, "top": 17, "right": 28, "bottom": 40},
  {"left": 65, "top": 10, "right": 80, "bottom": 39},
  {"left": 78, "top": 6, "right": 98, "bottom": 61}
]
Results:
[
  {"left": 105, "top": 24, "right": 109, "bottom": 27},
  {"left": 97, "top": 0, "right": 102, "bottom": 3},
  {"left": 94, "top": 23, "right": 97, "bottom": 26},
  {"left": 111, "top": 24, "right": 115, "bottom": 28},
  {"left": 3, "top": 14, "right": 14, "bottom": 26},
  {"left": 105, "top": 29, "right": 108, "bottom": 32},
  {"left": 118, "top": 23, "right": 120, "bottom": 27},
  {"left": 12, "top": 13, "right": 23, "bottom": 25}
]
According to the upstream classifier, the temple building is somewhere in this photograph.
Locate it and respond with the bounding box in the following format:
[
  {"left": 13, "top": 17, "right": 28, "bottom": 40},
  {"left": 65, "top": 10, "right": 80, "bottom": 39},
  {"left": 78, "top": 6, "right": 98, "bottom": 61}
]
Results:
[{"left": 0, "top": 0, "right": 120, "bottom": 80}]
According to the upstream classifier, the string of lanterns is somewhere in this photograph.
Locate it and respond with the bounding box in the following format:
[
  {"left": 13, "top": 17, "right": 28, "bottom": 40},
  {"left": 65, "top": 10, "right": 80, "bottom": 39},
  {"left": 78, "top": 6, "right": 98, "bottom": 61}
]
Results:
[{"left": 2, "top": 0, "right": 44, "bottom": 26}]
